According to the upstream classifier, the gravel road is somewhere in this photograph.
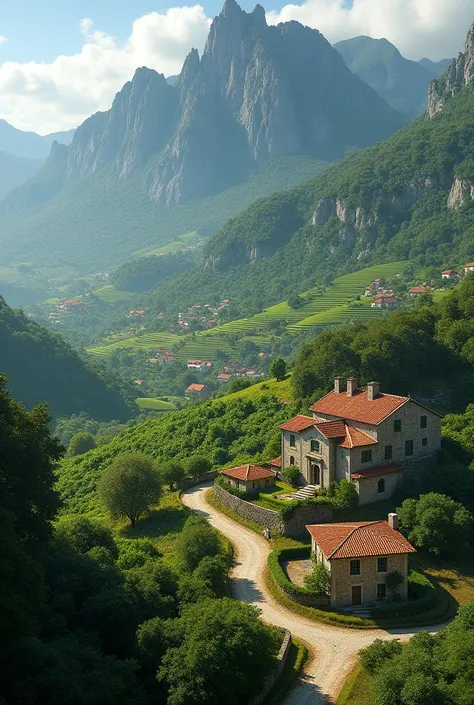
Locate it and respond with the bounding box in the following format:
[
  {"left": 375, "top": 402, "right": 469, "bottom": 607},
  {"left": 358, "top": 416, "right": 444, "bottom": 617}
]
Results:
[{"left": 182, "top": 483, "right": 444, "bottom": 705}]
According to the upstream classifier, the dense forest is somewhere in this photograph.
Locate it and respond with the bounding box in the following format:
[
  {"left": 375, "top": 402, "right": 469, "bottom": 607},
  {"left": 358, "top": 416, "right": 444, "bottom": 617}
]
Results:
[
  {"left": 0, "top": 297, "right": 133, "bottom": 419},
  {"left": 139, "top": 83, "right": 474, "bottom": 319},
  {"left": 0, "top": 378, "right": 282, "bottom": 705}
]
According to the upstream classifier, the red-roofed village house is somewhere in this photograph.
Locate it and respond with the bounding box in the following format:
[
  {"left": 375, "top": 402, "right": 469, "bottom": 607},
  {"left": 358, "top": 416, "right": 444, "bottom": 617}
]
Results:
[
  {"left": 306, "top": 513, "right": 416, "bottom": 606},
  {"left": 279, "top": 377, "right": 441, "bottom": 505},
  {"left": 220, "top": 465, "right": 277, "bottom": 494}
]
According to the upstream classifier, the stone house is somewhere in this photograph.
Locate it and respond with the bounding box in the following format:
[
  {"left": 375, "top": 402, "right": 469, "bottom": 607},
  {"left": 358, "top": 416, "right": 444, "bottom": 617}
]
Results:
[
  {"left": 279, "top": 377, "right": 441, "bottom": 504},
  {"left": 220, "top": 464, "right": 276, "bottom": 494},
  {"left": 306, "top": 513, "right": 416, "bottom": 607}
]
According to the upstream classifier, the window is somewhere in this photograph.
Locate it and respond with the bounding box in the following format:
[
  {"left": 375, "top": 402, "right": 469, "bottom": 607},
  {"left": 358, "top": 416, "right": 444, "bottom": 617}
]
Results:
[
  {"left": 377, "top": 583, "right": 387, "bottom": 600},
  {"left": 350, "top": 560, "right": 360, "bottom": 576},
  {"left": 377, "top": 557, "right": 388, "bottom": 573},
  {"left": 310, "top": 439, "right": 320, "bottom": 453},
  {"left": 289, "top": 456, "right": 295, "bottom": 466},
  {"left": 384, "top": 445, "right": 393, "bottom": 460},
  {"left": 405, "top": 440, "right": 414, "bottom": 456},
  {"left": 422, "top": 438, "right": 428, "bottom": 447},
  {"left": 393, "top": 419, "right": 402, "bottom": 432},
  {"left": 377, "top": 478, "right": 385, "bottom": 494},
  {"left": 420, "top": 415, "right": 427, "bottom": 429},
  {"left": 290, "top": 434, "right": 296, "bottom": 448},
  {"left": 361, "top": 449, "right": 372, "bottom": 463}
]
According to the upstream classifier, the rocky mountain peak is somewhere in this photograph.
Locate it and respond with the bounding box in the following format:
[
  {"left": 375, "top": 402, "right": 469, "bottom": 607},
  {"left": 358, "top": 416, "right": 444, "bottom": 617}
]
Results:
[{"left": 428, "top": 22, "right": 474, "bottom": 118}]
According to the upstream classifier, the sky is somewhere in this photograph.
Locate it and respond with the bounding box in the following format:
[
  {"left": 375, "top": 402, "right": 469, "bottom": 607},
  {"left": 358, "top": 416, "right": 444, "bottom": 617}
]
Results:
[{"left": 0, "top": 0, "right": 472, "bottom": 134}]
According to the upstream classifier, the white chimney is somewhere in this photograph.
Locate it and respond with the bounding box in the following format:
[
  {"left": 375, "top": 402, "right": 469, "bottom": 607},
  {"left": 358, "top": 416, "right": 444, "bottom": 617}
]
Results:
[
  {"left": 334, "top": 376, "right": 344, "bottom": 394},
  {"left": 346, "top": 377, "right": 358, "bottom": 397},
  {"left": 367, "top": 381, "right": 380, "bottom": 401},
  {"left": 388, "top": 513, "right": 399, "bottom": 530}
]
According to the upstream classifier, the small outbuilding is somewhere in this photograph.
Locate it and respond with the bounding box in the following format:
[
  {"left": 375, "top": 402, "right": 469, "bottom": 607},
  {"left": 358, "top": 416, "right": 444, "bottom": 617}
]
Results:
[
  {"left": 306, "top": 513, "right": 416, "bottom": 607},
  {"left": 220, "top": 464, "right": 277, "bottom": 494}
]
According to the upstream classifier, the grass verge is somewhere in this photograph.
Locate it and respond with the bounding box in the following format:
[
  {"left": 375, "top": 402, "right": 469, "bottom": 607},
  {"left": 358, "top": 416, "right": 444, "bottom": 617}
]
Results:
[{"left": 336, "top": 664, "right": 374, "bottom": 705}]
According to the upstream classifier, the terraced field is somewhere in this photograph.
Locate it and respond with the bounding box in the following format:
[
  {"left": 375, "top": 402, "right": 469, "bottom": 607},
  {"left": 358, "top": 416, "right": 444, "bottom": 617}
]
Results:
[
  {"left": 87, "top": 262, "right": 407, "bottom": 359},
  {"left": 133, "top": 231, "right": 199, "bottom": 258},
  {"left": 87, "top": 332, "right": 181, "bottom": 357},
  {"left": 135, "top": 398, "right": 177, "bottom": 411},
  {"left": 202, "top": 262, "right": 407, "bottom": 337}
]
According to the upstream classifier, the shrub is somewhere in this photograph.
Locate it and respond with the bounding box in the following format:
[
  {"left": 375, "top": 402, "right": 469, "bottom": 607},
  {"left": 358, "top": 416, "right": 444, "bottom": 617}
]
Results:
[
  {"left": 304, "top": 561, "right": 330, "bottom": 595},
  {"left": 360, "top": 638, "right": 403, "bottom": 674},
  {"left": 68, "top": 432, "right": 97, "bottom": 457},
  {"left": 330, "top": 479, "right": 359, "bottom": 511},
  {"left": 282, "top": 466, "right": 302, "bottom": 487},
  {"left": 175, "top": 516, "right": 222, "bottom": 573},
  {"left": 371, "top": 571, "right": 437, "bottom": 618}
]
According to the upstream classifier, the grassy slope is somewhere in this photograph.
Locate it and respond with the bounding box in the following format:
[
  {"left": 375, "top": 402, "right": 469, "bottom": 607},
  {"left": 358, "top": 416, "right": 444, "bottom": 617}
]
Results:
[{"left": 0, "top": 155, "right": 326, "bottom": 270}]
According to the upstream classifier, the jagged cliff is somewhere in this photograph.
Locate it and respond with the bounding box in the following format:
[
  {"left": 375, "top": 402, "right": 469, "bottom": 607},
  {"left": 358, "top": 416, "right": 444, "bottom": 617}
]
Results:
[
  {"left": 18, "top": 0, "right": 402, "bottom": 209},
  {"left": 428, "top": 22, "right": 474, "bottom": 118}
]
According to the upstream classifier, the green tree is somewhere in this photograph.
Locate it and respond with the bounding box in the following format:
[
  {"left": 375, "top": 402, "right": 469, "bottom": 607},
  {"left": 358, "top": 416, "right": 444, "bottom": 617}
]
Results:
[
  {"left": 304, "top": 561, "right": 330, "bottom": 595},
  {"left": 269, "top": 357, "right": 287, "bottom": 381},
  {"left": 175, "top": 516, "right": 221, "bottom": 572},
  {"left": 330, "top": 479, "right": 359, "bottom": 510},
  {"left": 159, "top": 460, "right": 186, "bottom": 491},
  {"left": 397, "top": 492, "right": 472, "bottom": 556},
  {"left": 98, "top": 454, "right": 162, "bottom": 526},
  {"left": 287, "top": 294, "right": 304, "bottom": 309},
  {"left": 360, "top": 638, "right": 403, "bottom": 674},
  {"left": 55, "top": 515, "right": 117, "bottom": 557},
  {"left": 68, "top": 432, "right": 97, "bottom": 456},
  {"left": 186, "top": 456, "right": 213, "bottom": 478},
  {"left": 282, "top": 466, "right": 301, "bottom": 486},
  {"left": 158, "top": 598, "right": 280, "bottom": 705}
]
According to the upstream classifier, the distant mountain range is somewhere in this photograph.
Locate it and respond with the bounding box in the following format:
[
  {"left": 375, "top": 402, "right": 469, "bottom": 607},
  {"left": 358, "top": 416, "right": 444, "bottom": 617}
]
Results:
[
  {"left": 334, "top": 36, "right": 452, "bottom": 117},
  {"left": 140, "top": 21, "right": 474, "bottom": 320},
  {"left": 0, "top": 119, "right": 75, "bottom": 159},
  {"left": 0, "top": 0, "right": 404, "bottom": 270},
  {"left": 0, "top": 151, "right": 44, "bottom": 199}
]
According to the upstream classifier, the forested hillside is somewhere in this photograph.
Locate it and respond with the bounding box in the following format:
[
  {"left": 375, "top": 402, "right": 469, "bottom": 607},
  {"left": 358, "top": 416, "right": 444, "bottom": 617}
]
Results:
[
  {"left": 0, "top": 297, "right": 132, "bottom": 419},
  {"left": 142, "top": 53, "right": 474, "bottom": 319}
]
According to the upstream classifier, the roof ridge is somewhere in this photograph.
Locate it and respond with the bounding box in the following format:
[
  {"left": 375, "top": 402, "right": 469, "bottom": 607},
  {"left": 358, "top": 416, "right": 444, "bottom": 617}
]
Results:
[
  {"left": 327, "top": 520, "right": 384, "bottom": 559},
  {"left": 327, "top": 526, "right": 359, "bottom": 559}
]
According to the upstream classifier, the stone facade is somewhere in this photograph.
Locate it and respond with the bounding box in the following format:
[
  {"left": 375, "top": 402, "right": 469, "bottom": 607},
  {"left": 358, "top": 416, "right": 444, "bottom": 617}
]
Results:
[
  {"left": 213, "top": 483, "right": 332, "bottom": 538},
  {"left": 280, "top": 378, "right": 441, "bottom": 505},
  {"left": 325, "top": 551, "right": 408, "bottom": 607}
]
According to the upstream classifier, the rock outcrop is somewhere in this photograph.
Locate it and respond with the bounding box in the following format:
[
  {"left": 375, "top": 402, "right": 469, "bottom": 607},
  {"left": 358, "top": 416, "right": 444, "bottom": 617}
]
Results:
[
  {"left": 428, "top": 22, "right": 474, "bottom": 118},
  {"left": 57, "top": 0, "right": 403, "bottom": 205},
  {"left": 447, "top": 177, "right": 474, "bottom": 209}
]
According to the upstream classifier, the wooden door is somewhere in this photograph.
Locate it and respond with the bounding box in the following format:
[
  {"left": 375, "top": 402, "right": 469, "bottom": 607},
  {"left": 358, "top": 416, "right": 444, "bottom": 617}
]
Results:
[{"left": 351, "top": 585, "right": 362, "bottom": 605}]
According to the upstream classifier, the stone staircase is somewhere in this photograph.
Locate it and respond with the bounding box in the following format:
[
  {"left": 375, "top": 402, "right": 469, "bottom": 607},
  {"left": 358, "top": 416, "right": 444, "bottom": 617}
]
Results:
[{"left": 291, "top": 484, "right": 318, "bottom": 500}]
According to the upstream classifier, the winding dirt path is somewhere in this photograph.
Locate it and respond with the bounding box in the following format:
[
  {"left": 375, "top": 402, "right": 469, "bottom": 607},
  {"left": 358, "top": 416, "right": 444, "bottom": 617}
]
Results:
[{"left": 182, "top": 483, "right": 444, "bottom": 705}]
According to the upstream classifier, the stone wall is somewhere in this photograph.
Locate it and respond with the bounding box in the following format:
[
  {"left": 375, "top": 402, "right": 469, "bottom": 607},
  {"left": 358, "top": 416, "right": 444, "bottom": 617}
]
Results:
[
  {"left": 283, "top": 503, "right": 332, "bottom": 538},
  {"left": 213, "top": 483, "right": 332, "bottom": 538},
  {"left": 248, "top": 631, "right": 292, "bottom": 705},
  {"left": 213, "top": 483, "right": 283, "bottom": 533}
]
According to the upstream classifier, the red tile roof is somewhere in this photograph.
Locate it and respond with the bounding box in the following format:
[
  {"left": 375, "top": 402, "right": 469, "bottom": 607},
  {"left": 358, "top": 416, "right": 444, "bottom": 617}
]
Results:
[
  {"left": 442, "top": 269, "right": 456, "bottom": 275},
  {"left": 186, "top": 383, "right": 206, "bottom": 392},
  {"left": 409, "top": 287, "right": 430, "bottom": 294},
  {"left": 339, "top": 426, "right": 377, "bottom": 449},
  {"left": 218, "top": 373, "right": 232, "bottom": 380},
  {"left": 269, "top": 456, "right": 282, "bottom": 467},
  {"left": 279, "top": 415, "right": 317, "bottom": 432},
  {"left": 465, "top": 262, "right": 474, "bottom": 268},
  {"left": 351, "top": 464, "right": 404, "bottom": 480},
  {"left": 306, "top": 521, "right": 415, "bottom": 560},
  {"left": 310, "top": 389, "right": 408, "bottom": 425},
  {"left": 221, "top": 465, "right": 276, "bottom": 481},
  {"left": 315, "top": 420, "right": 346, "bottom": 439}
]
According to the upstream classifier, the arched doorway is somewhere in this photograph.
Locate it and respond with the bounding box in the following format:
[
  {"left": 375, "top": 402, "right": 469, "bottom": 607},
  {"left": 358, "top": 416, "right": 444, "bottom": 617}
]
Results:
[{"left": 309, "top": 462, "right": 321, "bottom": 486}]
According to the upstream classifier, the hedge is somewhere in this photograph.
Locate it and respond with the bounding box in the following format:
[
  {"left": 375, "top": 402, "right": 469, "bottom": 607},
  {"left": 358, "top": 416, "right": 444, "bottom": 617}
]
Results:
[
  {"left": 370, "top": 571, "right": 437, "bottom": 618},
  {"left": 258, "top": 494, "right": 332, "bottom": 519}
]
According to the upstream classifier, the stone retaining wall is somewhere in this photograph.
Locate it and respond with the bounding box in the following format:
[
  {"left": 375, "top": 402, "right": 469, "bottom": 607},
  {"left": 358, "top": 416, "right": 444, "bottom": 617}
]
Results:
[
  {"left": 213, "top": 483, "right": 333, "bottom": 538},
  {"left": 213, "top": 483, "right": 283, "bottom": 533},
  {"left": 248, "top": 631, "right": 292, "bottom": 705}
]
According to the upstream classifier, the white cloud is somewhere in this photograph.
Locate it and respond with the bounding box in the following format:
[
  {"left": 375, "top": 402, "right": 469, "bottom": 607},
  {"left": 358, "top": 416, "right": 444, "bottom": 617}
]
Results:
[
  {"left": 0, "top": 7, "right": 211, "bottom": 134},
  {"left": 0, "top": 1, "right": 471, "bottom": 134},
  {"left": 0, "top": 36, "right": 7, "bottom": 45},
  {"left": 267, "top": 0, "right": 473, "bottom": 61}
]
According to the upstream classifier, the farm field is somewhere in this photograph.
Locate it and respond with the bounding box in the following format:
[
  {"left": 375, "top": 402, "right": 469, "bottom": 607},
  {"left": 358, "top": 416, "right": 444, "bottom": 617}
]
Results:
[
  {"left": 133, "top": 230, "right": 200, "bottom": 258},
  {"left": 135, "top": 397, "right": 178, "bottom": 411},
  {"left": 93, "top": 285, "right": 138, "bottom": 304},
  {"left": 87, "top": 262, "right": 407, "bottom": 359},
  {"left": 201, "top": 262, "right": 408, "bottom": 338}
]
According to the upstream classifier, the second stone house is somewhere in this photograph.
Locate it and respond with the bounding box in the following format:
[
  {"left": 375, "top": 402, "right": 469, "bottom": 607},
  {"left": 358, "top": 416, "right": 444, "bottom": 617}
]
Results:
[{"left": 279, "top": 376, "right": 441, "bottom": 504}]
